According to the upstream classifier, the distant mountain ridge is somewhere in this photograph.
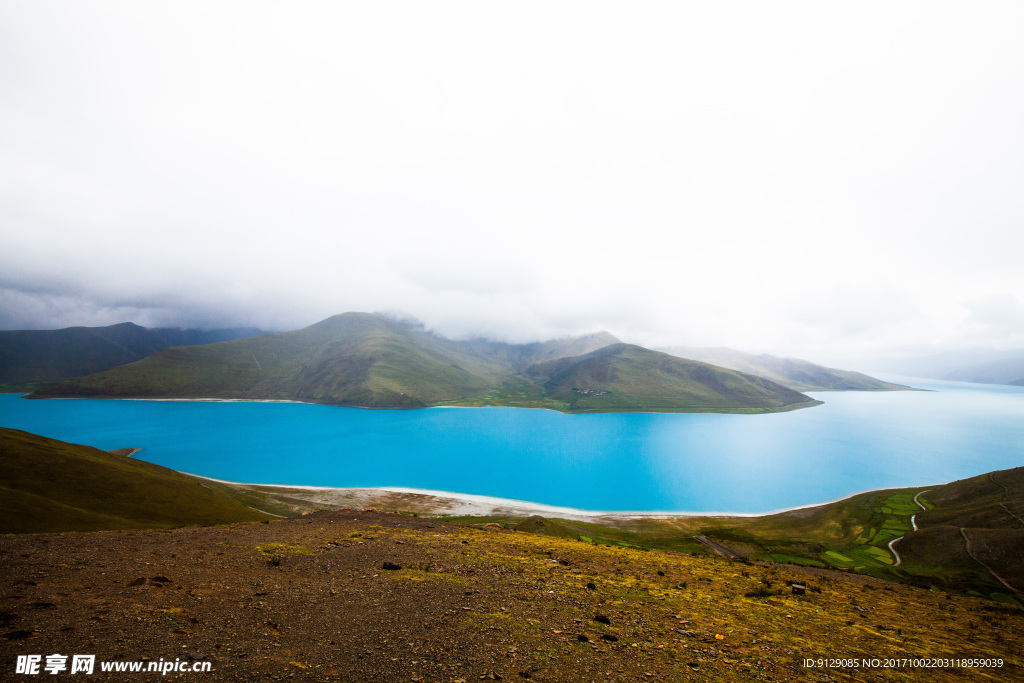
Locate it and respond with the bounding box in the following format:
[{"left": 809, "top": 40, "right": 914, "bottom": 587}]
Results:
[
  {"left": 865, "top": 348, "right": 1024, "bottom": 386},
  {"left": 0, "top": 322, "right": 265, "bottom": 390},
  {"left": 30, "top": 312, "right": 819, "bottom": 414},
  {"left": 660, "top": 346, "right": 908, "bottom": 392},
  {"left": 941, "top": 356, "right": 1024, "bottom": 387}
]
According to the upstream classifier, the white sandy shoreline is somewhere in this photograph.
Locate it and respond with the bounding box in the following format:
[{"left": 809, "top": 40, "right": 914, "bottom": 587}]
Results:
[{"left": 185, "top": 473, "right": 923, "bottom": 521}]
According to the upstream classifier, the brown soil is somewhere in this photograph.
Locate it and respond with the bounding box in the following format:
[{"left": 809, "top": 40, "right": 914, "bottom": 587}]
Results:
[{"left": 2, "top": 511, "right": 1022, "bottom": 682}]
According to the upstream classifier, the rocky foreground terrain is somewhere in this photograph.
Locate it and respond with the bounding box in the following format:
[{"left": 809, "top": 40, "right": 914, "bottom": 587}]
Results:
[{"left": 2, "top": 511, "right": 1021, "bottom": 682}]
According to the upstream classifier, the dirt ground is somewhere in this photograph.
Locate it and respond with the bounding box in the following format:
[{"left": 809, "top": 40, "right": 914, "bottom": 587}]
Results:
[{"left": 2, "top": 511, "right": 1021, "bottom": 682}]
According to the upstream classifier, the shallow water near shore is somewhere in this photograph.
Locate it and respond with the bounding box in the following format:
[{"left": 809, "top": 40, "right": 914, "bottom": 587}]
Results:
[{"left": 2, "top": 376, "right": 1022, "bottom": 513}]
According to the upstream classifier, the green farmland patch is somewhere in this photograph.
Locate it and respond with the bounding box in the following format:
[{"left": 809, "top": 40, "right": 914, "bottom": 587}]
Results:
[{"left": 823, "top": 551, "right": 853, "bottom": 564}]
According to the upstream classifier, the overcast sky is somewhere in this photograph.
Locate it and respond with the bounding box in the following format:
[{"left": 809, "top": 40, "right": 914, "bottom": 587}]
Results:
[{"left": 2, "top": 1, "right": 1023, "bottom": 366}]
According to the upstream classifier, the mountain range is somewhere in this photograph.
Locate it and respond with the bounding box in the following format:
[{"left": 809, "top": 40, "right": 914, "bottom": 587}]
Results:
[{"left": 28, "top": 313, "right": 820, "bottom": 414}]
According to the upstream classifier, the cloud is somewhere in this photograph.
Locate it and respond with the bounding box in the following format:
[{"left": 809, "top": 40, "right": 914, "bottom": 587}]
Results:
[
  {"left": 1, "top": 2, "right": 1023, "bottom": 366},
  {"left": 788, "top": 284, "right": 924, "bottom": 339},
  {"left": 958, "top": 295, "right": 1024, "bottom": 348},
  {"left": 0, "top": 287, "right": 199, "bottom": 331}
]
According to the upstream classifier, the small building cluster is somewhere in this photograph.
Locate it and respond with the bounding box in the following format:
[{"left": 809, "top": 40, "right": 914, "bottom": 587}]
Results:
[{"left": 571, "top": 387, "right": 610, "bottom": 396}]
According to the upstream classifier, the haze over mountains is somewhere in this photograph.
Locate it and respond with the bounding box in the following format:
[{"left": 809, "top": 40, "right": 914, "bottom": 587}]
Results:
[
  {"left": 28, "top": 312, "right": 820, "bottom": 414},
  {"left": 867, "top": 349, "right": 1024, "bottom": 387},
  {"left": 943, "top": 357, "right": 1024, "bottom": 386},
  {"left": 661, "top": 346, "right": 909, "bottom": 392}
]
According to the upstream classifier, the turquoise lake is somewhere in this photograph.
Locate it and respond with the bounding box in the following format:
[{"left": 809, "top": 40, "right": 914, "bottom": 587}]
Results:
[{"left": 2, "top": 377, "right": 1022, "bottom": 513}]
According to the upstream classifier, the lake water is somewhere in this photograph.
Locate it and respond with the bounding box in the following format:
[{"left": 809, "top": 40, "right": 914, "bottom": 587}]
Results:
[{"left": 2, "top": 377, "right": 1022, "bottom": 513}]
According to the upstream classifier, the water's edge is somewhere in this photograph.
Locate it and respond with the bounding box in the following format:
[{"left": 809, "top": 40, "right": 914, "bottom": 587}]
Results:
[{"left": 193, "top": 474, "right": 941, "bottom": 520}]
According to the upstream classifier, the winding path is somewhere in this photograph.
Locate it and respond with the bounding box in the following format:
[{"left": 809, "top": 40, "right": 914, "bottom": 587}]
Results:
[
  {"left": 887, "top": 537, "right": 903, "bottom": 566},
  {"left": 909, "top": 488, "right": 929, "bottom": 531},
  {"left": 886, "top": 489, "right": 930, "bottom": 566}
]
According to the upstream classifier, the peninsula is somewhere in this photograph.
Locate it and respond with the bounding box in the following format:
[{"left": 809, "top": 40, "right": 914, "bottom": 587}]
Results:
[{"left": 29, "top": 313, "right": 820, "bottom": 414}]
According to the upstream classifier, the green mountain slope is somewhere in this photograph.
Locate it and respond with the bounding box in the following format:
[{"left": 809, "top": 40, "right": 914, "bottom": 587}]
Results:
[
  {"left": 661, "top": 346, "right": 909, "bottom": 392},
  {"left": 527, "top": 343, "right": 819, "bottom": 413},
  {"left": 0, "top": 322, "right": 264, "bottom": 391},
  {"left": 30, "top": 313, "right": 819, "bottom": 414},
  {"left": 0, "top": 428, "right": 270, "bottom": 533}
]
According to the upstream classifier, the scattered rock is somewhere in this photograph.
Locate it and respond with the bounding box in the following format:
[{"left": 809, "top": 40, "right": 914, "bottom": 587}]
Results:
[
  {"left": 4, "top": 629, "right": 33, "bottom": 640},
  {"left": 189, "top": 652, "right": 205, "bottom": 661}
]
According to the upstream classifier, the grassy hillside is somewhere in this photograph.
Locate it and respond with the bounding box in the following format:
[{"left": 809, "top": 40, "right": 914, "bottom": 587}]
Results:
[
  {"left": 0, "top": 322, "right": 264, "bottom": 391},
  {"left": 30, "top": 313, "right": 819, "bottom": 414},
  {"left": 0, "top": 428, "right": 270, "bottom": 533},
  {"left": 899, "top": 469, "right": 1024, "bottom": 598},
  {"left": 730, "top": 469, "right": 1024, "bottom": 601},
  {"left": 662, "top": 345, "right": 909, "bottom": 391}
]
